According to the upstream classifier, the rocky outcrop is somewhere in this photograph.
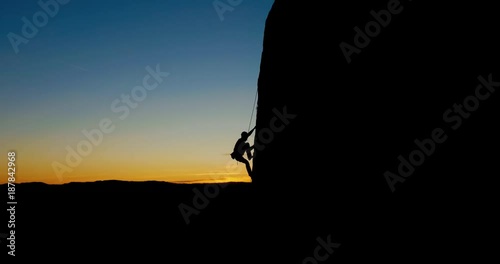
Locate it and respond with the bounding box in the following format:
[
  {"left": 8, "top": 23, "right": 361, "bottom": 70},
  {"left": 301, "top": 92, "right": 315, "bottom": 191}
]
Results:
[{"left": 252, "top": 0, "right": 500, "bottom": 261}]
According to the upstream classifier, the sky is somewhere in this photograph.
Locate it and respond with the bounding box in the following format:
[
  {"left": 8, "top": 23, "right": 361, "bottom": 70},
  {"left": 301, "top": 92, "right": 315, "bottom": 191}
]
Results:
[{"left": 0, "top": 0, "right": 273, "bottom": 184}]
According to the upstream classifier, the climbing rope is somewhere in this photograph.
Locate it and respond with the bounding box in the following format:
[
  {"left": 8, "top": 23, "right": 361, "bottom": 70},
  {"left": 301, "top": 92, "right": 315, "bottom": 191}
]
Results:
[{"left": 248, "top": 88, "right": 258, "bottom": 131}]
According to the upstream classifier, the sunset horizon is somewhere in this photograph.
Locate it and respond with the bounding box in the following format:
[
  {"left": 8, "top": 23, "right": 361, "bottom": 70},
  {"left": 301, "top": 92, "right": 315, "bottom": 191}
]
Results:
[{"left": 1, "top": 0, "right": 270, "bottom": 185}]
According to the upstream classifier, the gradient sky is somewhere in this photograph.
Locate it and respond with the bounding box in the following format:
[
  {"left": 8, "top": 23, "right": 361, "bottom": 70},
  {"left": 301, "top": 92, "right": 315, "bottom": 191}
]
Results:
[{"left": 0, "top": 0, "right": 273, "bottom": 184}]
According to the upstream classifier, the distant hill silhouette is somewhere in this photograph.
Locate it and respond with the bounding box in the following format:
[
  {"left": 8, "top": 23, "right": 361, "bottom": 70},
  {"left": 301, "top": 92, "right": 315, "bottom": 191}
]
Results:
[
  {"left": 4, "top": 181, "right": 256, "bottom": 259},
  {"left": 4, "top": 0, "right": 500, "bottom": 262}
]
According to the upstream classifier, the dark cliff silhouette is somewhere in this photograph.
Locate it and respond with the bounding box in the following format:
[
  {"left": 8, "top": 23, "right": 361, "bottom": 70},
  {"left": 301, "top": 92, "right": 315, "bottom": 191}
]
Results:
[{"left": 251, "top": 0, "right": 499, "bottom": 262}]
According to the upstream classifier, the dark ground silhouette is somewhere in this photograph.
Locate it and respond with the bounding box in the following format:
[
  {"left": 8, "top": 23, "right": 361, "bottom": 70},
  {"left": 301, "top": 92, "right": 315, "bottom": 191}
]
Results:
[{"left": 3, "top": 0, "right": 499, "bottom": 261}]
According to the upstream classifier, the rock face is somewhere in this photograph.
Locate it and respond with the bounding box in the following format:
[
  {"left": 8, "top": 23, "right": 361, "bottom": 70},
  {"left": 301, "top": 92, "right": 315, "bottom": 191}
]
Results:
[{"left": 252, "top": 0, "right": 499, "bottom": 261}]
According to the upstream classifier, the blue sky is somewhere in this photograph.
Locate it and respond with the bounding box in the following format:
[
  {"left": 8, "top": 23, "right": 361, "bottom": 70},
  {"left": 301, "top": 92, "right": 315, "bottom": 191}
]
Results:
[{"left": 0, "top": 0, "right": 273, "bottom": 183}]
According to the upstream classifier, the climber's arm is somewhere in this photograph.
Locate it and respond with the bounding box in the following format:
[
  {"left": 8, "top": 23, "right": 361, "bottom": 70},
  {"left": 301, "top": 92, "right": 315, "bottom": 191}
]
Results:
[{"left": 248, "top": 126, "right": 256, "bottom": 136}]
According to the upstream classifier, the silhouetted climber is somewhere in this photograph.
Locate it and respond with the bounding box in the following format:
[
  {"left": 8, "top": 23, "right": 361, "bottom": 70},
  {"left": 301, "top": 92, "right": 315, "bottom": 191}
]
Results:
[{"left": 231, "top": 126, "right": 256, "bottom": 176}]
